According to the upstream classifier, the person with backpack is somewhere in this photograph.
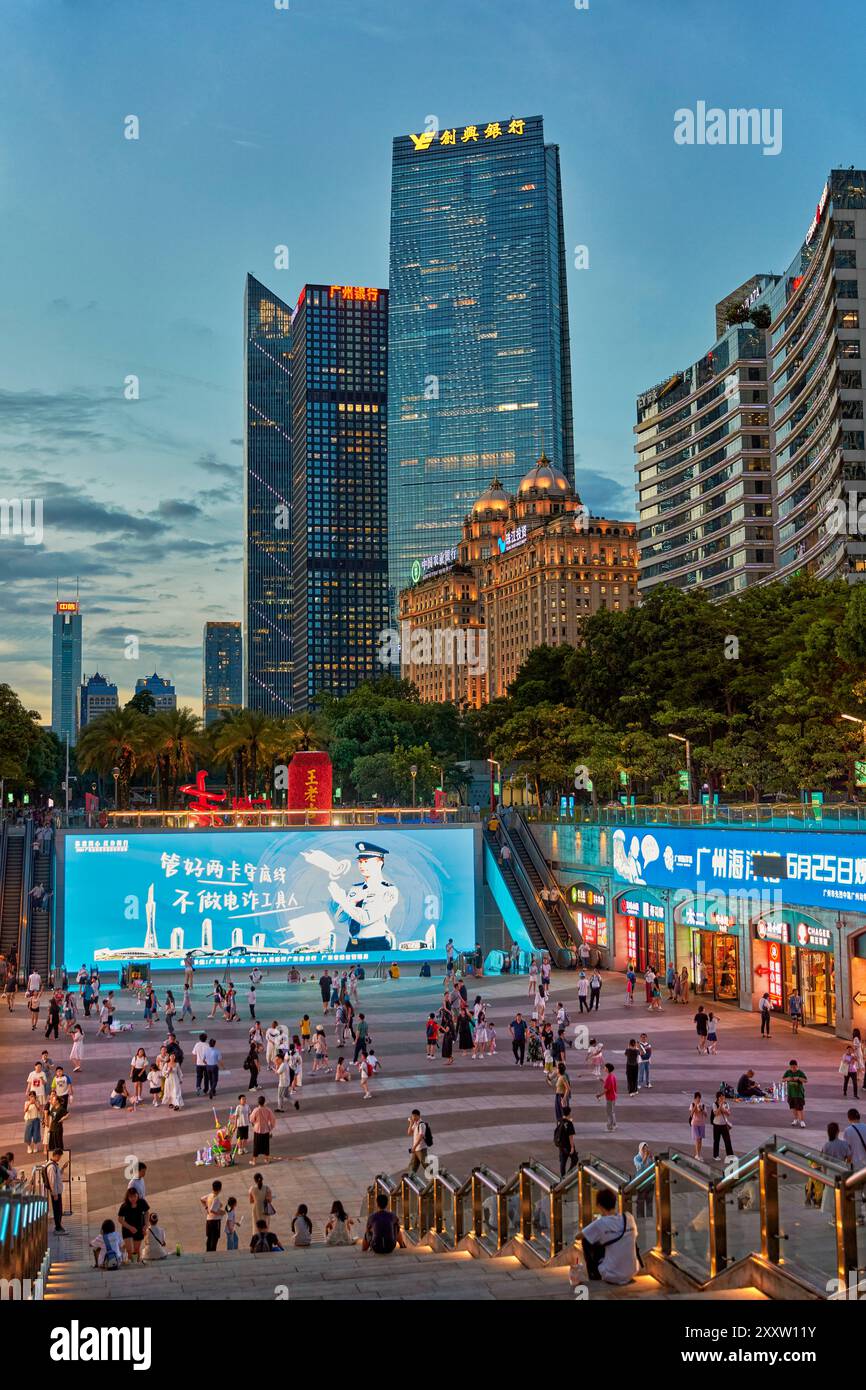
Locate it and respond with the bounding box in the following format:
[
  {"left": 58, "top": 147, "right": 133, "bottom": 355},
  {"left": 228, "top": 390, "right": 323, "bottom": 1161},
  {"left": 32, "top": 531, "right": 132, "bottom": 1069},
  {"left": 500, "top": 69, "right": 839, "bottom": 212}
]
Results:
[
  {"left": 589, "top": 970, "right": 602, "bottom": 1011},
  {"left": 581, "top": 1188, "right": 639, "bottom": 1285},
  {"left": 90, "top": 1219, "right": 124, "bottom": 1269},
  {"left": 362, "top": 1193, "right": 405, "bottom": 1254},
  {"left": 44, "top": 1149, "right": 67, "bottom": 1232},
  {"left": 250, "top": 1218, "right": 284, "bottom": 1252},
  {"left": 554, "top": 1106, "right": 578, "bottom": 1177},
  {"left": 425, "top": 1013, "right": 439, "bottom": 1058},
  {"left": 637, "top": 1034, "right": 653, "bottom": 1089},
  {"left": 408, "top": 1109, "right": 431, "bottom": 1174},
  {"left": 353, "top": 1013, "right": 369, "bottom": 1062},
  {"left": 711, "top": 1090, "right": 734, "bottom": 1158}
]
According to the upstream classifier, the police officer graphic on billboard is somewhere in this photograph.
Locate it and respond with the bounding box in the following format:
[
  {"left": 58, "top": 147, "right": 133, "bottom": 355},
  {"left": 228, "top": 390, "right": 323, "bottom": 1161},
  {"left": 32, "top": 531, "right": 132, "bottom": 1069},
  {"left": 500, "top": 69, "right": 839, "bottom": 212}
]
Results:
[{"left": 328, "top": 842, "right": 399, "bottom": 952}]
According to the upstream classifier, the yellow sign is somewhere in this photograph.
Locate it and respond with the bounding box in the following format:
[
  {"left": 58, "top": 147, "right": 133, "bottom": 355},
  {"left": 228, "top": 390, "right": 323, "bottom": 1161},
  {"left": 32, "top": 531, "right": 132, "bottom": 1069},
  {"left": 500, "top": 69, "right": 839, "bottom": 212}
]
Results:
[
  {"left": 328, "top": 285, "right": 380, "bottom": 303},
  {"left": 408, "top": 118, "right": 526, "bottom": 152}
]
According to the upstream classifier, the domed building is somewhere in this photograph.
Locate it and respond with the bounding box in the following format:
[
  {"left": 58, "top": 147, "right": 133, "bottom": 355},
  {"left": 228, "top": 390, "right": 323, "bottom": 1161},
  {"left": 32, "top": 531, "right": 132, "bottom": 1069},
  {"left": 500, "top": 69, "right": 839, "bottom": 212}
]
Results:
[{"left": 398, "top": 454, "right": 639, "bottom": 705}]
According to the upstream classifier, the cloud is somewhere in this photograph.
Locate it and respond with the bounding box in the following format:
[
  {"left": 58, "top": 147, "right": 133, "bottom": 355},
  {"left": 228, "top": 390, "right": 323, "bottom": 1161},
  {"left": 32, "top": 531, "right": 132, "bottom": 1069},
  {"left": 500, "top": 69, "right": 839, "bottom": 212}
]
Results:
[
  {"left": 157, "top": 499, "right": 202, "bottom": 520},
  {"left": 194, "top": 450, "right": 242, "bottom": 479},
  {"left": 0, "top": 386, "right": 121, "bottom": 450},
  {"left": 575, "top": 469, "right": 636, "bottom": 520}
]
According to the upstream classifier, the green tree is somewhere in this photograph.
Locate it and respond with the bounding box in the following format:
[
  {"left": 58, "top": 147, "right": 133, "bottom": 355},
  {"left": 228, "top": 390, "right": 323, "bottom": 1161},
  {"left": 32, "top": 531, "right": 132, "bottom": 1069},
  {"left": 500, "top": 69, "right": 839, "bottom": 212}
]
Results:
[{"left": 76, "top": 707, "right": 150, "bottom": 808}]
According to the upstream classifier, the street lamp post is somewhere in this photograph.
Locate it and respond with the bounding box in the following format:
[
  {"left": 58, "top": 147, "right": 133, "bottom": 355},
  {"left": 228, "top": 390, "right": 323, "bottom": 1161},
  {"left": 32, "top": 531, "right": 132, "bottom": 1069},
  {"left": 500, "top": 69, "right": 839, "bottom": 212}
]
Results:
[
  {"left": 410, "top": 763, "right": 418, "bottom": 808},
  {"left": 841, "top": 714, "right": 866, "bottom": 799},
  {"left": 487, "top": 758, "right": 501, "bottom": 814},
  {"left": 112, "top": 765, "right": 121, "bottom": 811},
  {"left": 668, "top": 734, "right": 692, "bottom": 808}
]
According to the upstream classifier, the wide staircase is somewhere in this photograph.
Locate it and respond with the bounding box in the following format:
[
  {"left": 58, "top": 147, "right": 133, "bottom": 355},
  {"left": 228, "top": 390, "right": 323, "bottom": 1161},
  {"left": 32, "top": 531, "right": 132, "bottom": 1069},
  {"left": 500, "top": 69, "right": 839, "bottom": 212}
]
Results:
[{"left": 0, "top": 824, "right": 25, "bottom": 966}]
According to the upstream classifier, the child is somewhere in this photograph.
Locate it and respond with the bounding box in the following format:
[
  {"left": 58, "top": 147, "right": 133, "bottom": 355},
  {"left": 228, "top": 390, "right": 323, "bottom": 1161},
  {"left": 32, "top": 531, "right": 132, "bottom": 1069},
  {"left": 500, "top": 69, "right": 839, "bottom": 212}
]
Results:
[
  {"left": 365, "top": 1044, "right": 380, "bottom": 1074},
  {"left": 487, "top": 1020, "right": 497, "bottom": 1055},
  {"left": 707, "top": 1013, "right": 718, "bottom": 1054},
  {"left": 543, "top": 1043, "right": 555, "bottom": 1078},
  {"left": 527, "top": 1023, "right": 543, "bottom": 1068},
  {"left": 358, "top": 1052, "right": 372, "bottom": 1099},
  {"left": 586, "top": 1038, "right": 605, "bottom": 1081},
  {"left": 232, "top": 1095, "right": 250, "bottom": 1155},
  {"left": 597, "top": 1062, "right": 618, "bottom": 1131},
  {"left": 147, "top": 1062, "right": 163, "bottom": 1106},
  {"left": 335, "top": 1055, "right": 350, "bottom": 1083},
  {"left": 425, "top": 1013, "right": 439, "bottom": 1058},
  {"left": 292, "top": 1204, "right": 313, "bottom": 1247},
  {"left": 90, "top": 1218, "right": 124, "bottom": 1269},
  {"left": 300, "top": 1014, "right": 312, "bottom": 1051},
  {"left": 556, "top": 1001, "right": 569, "bottom": 1031},
  {"left": 23, "top": 1092, "right": 42, "bottom": 1153},
  {"left": 224, "top": 1197, "right": 240, "bottom": 1250},
  {"left": 142, "top": 1211, "right": 167, "bottom": 1262}
]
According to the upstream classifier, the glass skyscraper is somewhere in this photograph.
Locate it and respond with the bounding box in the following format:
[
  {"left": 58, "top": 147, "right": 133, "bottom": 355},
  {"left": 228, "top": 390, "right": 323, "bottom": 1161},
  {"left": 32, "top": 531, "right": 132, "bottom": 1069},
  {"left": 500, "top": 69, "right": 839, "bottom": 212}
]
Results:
[
  {"left": 388, "top": 114, "right": 574, "bottom": 592},
  {"left": 51, "top": 599, "right": 82, "bottom": 746},
  {"left": 291, "top": 284, "right": 389, "bottom": 710},
  {"left": 244, "top": 274, "right": 294, "bottom": 712},
  {"left": 203, "top": 621, "right": 243, "bottom": 726}
]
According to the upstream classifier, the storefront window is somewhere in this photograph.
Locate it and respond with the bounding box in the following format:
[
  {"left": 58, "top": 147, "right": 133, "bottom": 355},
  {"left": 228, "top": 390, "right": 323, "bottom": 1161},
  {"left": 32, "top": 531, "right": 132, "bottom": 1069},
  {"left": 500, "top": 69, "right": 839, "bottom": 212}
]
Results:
[
  {"left": 692, "top": 930, "right": 739, "bottom": 1002},
  {"left": 801, "top": 949, "right": 835, "bottom": 1028}
]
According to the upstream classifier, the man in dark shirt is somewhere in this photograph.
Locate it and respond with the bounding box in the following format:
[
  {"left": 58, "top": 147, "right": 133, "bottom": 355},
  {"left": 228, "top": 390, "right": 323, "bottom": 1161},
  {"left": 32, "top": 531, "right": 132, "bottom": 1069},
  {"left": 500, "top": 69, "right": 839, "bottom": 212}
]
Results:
[
  {"left": 737, "top": 1069, "right": 763, "bottom": 1098},
  {"left": 362, "top": 1194, "right": 405, "bottom": 1254},
  {"left": 510, "top": 1013, "right": 527, "bottom": 1066},
  {"left": 551, "top": 1029, "right": 567, "bottom": 1064},
  {"left": 319, "top": 973, "right": 332, "bottom": 1013},
  {"left": 118, "top": 1188, "right": 150, "bottom": 1263},
  {"left": 555, "top": 1106, "right": 578, "bottom": 1178},
  {"left": 624, "top": 1039, "right": 640, "bottom": 1096}
]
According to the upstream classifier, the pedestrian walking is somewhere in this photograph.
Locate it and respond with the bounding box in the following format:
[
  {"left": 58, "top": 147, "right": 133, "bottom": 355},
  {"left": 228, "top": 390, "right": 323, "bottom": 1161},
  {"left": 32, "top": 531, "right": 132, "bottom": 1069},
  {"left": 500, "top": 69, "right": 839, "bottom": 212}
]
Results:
[
  {"left": 179, "top": 984, "right": 195, "bottom": 1022},
  {"left": 69, "top": 1024, "right": 84, "bottom": 1072},
  {"left": 357, "top": 1052, "right": 373, "bottom": 1099},
  {"left": 130, "top": 1048, "right": 148, "bottom": 1104},
  {"left": 840, "top": 1045, "right": 859, "bottom": 1099},
  {"left": 249, "top": 1095, "right": 276, "bottom": 1163},
  {"left": 710, "top": 1090, "right": 733, "bottom": 1157},
  {"left": 624, "top": 1038, "right": 640, "bottom": 1096},
  {"left": 232, "top": 1095, "right": 251, "bottom": 1155},
  {"left": 689, "top": 1092, "right": 707, "bottom": 1159},
  {"left": 204, "top": 1038, "right": 221, "bottom": 1099},
  {"left": 789, "top": 990, "right": 803, "bottom": 1035},
  {"left": 510, "top": 1012, "right": 527, "bottom": 1066},
  {"left": 408, "top": 1109, "right": 429, "bottom": 1174},
  {"left": 637, "top": 1033, "right": 652, "bottom": 1089},
  {"left": 555, "top": 1106, "right": 578, "bottom": 1177},
  {"left": 598, "top": 1063, "right": 618, "bottom": 1131},
  {"left": 706, "top": 1012, "right": 718, "bottom": 1053},
  {"left": 589, "top": 969, "right": 602, "bottom": 1011},
  {"left": 625, "top": 967, "right": 636, "bottom": 1007},
  {"left": 551, "top": 1061, "right": 572, "bottom": 1121},
  {"left": 694, "top": 1004, "right": 709, "bottom": 1054},
  {"left": 759, "top": 992, "right": 772, "bottom": 1037},
  {"left": 782, "top": 1059, "right": 808, "bottom": 1127},
  {"left": 44, "top": 1150, "right": 67, "bottom": 1233},
  {"left": 577, "top": 972, "right": 589, "bottom": 1012},
  {"left": 289, "top": 1044, "right": 303, "bottom": 1110},
  {"left": 353, "top": 1013, "right": 369, "bottom": 1063}
]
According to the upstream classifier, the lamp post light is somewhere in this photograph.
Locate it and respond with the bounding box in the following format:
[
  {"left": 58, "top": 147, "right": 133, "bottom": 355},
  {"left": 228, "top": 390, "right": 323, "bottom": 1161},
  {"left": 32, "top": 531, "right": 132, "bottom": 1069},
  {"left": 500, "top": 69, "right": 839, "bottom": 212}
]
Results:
[
  {"left": 410, "top": 763, "right": 418, "bottom": 808},
  {"left": 668, "top": 734, "right": 692, "bottom": 808},
  {"left": 112, "top": 765, "right": 121, "bottom": 810},
  {"left": 487, "top": 758, "right": 501, "bottom": 814},
  {"left": 842, "top": 714, "right": 866, "bottom": 800}
]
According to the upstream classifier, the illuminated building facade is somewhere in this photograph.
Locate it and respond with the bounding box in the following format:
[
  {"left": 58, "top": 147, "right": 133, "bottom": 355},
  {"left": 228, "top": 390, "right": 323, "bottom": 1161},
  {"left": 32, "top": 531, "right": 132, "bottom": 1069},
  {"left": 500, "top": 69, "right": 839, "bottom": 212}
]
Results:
[
  {"left": 398, "top": 456, "right": 639, "bottom": 705},
  {"left": 203, "top": 621, "right": 243, "bottom": 727},
  {"left": 388, "top": 115, "right": 575, "bottom": 594},
  {"left": 291, "top": 284, "right": 389, "bottom": 710},
  {"left": 244, "top": 274, "right": 294, "bottom": 712},
  {"left": 51, "top": 600, "right": 82, "bottom": 745},
  {"left": 134, "top": 672, "right": 176, "bottom": 712},
  {"left": 79, "top": 672, "right": 118, "bottom": 729}
]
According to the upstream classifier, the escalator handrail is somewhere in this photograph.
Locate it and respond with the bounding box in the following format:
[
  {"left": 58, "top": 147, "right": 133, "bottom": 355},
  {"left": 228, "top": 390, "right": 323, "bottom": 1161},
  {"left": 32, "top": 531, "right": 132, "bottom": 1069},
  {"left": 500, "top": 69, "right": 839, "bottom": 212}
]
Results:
[
  {"left": 509, "top": 814, "right": 579, "bottom": 946},
  {"left": 490, "top": 825, "right": 569, "bottom": 959},
  {"left": 0, "top": 820, "right": 8, "bottom": 948},
  {"left": 19, "top": 818, "right": 35, "bottom": 980}
]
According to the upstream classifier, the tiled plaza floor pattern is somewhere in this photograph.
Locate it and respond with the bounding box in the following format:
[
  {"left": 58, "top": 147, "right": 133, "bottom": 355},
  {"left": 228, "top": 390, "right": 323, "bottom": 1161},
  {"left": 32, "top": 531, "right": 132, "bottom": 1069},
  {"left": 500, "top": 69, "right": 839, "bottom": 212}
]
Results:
[{"left": 0, "top": 970, "right": 856, "bottom": 1271}]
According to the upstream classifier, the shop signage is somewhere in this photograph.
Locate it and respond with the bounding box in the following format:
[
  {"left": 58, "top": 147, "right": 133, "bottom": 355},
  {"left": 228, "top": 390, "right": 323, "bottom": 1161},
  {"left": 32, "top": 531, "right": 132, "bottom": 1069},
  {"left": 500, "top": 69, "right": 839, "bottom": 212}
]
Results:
[
  {"left": 574, "top": 909, "right": 608, "bottom": 949},
  {"left": 413, "top": 546, "right": 458, "bottom": 583},
  {"left": 678, "top": 902, "right": 737, "bottom": 931},
  {"left": 497, "top": 524, "right": 527, "bottom": 553},
  {"left": 328, "top": 285, "right": 380, "bottom": 303},
  {"left": 407, "top": 118, "right": 527, "bottom": 152},
  {"left": 567, "top": 882, "right": 606, "bottom": 910},
  {"left": 754, "top": 917, "right": 833, "bottom": 952},
  {"left": 618, "top": 895, "right": 664, "bottom": 922},
  {"left": 611, "top": 825, "right": 866, "bottom": 913},
  {"left": 768, "top": 941, "right": 784, "bottom": 1009}
]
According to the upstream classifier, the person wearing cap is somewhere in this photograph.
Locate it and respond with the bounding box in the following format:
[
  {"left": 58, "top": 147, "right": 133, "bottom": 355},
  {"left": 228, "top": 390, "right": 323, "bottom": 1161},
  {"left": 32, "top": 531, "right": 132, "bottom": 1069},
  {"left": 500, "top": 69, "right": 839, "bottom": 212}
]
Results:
[{"left": 329, "top": 843, "right": 399, "bottom": 953}]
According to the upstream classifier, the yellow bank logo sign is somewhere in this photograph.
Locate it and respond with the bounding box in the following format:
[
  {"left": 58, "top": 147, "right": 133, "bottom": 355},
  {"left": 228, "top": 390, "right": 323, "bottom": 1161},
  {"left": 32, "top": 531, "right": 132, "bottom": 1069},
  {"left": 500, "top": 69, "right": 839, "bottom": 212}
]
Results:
[{"left": 408, "top": 118, "right": 527, "bottom": 152}]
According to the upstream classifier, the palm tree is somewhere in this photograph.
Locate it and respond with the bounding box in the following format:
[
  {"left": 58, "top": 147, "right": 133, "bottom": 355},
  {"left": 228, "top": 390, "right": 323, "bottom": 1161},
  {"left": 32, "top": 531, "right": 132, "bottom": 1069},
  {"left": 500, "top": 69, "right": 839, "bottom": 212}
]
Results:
[
  {"left": 212, "top": 709, "right": 274, "bottom": 799},
  {"left": 288, "top": 714, "right": 328, "bottom": 752},
  {"left": 76, "top": 707, "right": 150, "bottom": 809},
  {"left": 146, "top": 708, "right": 205, "bottom": 809}
]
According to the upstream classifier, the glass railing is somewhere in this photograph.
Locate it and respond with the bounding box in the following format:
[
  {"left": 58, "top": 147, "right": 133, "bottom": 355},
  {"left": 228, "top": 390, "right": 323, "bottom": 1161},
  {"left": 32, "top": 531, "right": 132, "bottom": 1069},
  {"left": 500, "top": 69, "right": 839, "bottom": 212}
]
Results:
[
  {"left": 529, "top": 803, "right": 866, "bottom": 831},
  {"left": 363, "top": 1135, "right": 863, "bottom": 1298},
  {"left": 0, "top": 1188, "right": 50, "bottom": 1296}
]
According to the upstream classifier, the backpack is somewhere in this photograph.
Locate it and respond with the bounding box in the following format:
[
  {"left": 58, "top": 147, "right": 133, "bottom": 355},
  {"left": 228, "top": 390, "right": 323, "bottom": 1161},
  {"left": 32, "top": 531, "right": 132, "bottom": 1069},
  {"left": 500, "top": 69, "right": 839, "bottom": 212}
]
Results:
[
  {"left": 103, "top": 1251, "right": 120, "bottom": 1270},
  {"left": 251, "top": 1233, "right": 271, "bottom": 1253},
  {"left": 423, "top": 1121, "right": 434, "bottom": 1148}
]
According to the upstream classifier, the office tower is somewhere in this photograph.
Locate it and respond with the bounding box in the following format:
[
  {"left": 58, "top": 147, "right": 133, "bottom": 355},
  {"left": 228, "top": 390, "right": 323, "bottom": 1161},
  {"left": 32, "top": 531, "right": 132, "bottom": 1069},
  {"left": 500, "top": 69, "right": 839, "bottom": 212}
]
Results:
[
  {"left": 388, "top": 114, "right": 575, "bottom": 593},
  {"left": 51, "top": 599, "right": 82, "bottom": 745},
  {"left": 635, "top": 275, "right": 778, "bottom": 598},
  {"left": 291, "top": 284, "right": 389, "bottom": 710},
  {"left": 244, "top": 274, "right": 294, "bottom": 712},
  {"left": 203, "top": 621, "right": 243, "bottom": 726},
  {"left": 398, "top": 456, "right": 639, "bottom": 704},
  {"left": 79, "top": 672, "right": 118, "bottom": 729},
  {"left": 765, "top": 170, "right": 866, "bottom": 580},
  {"left": 134, "top": 672, "right": 176, "bottom": 711}
]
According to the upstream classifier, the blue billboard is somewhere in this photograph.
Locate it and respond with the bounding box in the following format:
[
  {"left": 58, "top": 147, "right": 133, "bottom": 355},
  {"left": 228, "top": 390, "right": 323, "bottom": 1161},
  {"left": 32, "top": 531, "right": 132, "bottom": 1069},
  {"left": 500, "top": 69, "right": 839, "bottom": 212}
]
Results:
[
  {"left": 59, "top": 827, "right": 478, "bottom": 971},
  {"left": 611, "top": 824, "right": 866, "bottom": 913}
]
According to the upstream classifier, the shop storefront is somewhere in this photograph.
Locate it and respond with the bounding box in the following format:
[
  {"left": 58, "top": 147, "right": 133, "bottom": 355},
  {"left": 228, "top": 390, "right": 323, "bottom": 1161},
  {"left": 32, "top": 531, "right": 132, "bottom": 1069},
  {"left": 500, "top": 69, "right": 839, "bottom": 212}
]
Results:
[
  {"left": 674, "top": 898, "right": 740, "bottom": 1002},
  {"left": 614, "top": 890, "right": 666, "bottom": 973},
  {"left": 565, "top": 881, "right": 609, "bottom": 962},
  {"left": 753, "top": 914, "right": 836, "bottom": 1029}
]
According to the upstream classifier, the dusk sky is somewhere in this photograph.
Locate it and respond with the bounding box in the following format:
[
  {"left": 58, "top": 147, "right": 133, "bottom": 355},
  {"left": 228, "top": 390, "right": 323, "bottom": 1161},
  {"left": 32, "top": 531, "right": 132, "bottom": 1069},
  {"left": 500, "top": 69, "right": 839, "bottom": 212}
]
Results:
[{"left": 1, "top": 0, "right": 862, "bottom": 718}]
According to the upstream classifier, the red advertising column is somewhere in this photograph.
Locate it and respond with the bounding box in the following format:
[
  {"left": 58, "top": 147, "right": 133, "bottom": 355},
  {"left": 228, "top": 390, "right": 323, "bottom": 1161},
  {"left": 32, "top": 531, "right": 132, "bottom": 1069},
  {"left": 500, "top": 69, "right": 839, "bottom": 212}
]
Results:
[{"left": 287, "top": 751, "right": 333, "bottom": 823}]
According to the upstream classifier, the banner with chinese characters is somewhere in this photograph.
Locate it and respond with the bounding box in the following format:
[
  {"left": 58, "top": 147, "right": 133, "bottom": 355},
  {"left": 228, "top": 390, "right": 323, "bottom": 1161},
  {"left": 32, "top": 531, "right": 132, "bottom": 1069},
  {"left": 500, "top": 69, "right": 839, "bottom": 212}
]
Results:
[
  {"left": 59, "top": 826, "right": 477, "bottom": 970},
  {"left": 287, "top": 751, "right": 332, "bottom": 823},
  {"left": 611, "top": 825, "right": 866, "bottom": 913}
]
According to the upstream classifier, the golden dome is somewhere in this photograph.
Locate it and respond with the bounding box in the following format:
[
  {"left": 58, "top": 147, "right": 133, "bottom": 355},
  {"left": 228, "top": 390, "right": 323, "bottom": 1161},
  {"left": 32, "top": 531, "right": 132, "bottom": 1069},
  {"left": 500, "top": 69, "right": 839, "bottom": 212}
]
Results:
[
  {"left": 472, "top": 476, "right": 511, "bottom": 515},
  {"left": 517, "top": 452, "right": 572, "bottom": 497}
]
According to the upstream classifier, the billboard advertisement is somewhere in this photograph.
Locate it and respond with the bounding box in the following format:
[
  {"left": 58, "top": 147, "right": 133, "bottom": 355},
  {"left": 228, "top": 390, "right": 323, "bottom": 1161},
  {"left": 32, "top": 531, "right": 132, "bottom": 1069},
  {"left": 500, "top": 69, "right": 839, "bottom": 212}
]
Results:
[
  {"left": 59, "top": 827, "right": 478, "bottom": 971},
  {"left": 611, "top": 824, "right": 866, "bottom": 913}
]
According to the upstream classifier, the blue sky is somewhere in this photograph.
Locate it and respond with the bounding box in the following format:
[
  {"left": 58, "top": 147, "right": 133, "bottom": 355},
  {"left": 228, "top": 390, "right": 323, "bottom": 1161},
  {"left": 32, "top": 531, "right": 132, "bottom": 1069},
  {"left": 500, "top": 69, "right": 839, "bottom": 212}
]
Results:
[{"left": 1, "top": 0, "right": 863, "bottom": 717}]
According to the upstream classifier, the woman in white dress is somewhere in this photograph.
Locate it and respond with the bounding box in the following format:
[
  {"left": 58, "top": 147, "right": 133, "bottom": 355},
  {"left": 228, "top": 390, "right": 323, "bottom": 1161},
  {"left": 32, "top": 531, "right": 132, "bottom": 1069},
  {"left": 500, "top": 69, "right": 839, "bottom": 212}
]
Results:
[
  {"left": 69, "top": 1025, "right": 84, "bottom": 1073},
  {"left": 162, "top": 1056, "right": 184, "bottom": 1111},
  {"left": 324, "top": 1200, "right": 355, "bottom": 1246},
  {"left": 473, "top": 1007, "right": 489, "bottom": 1059},
  {"left": 528, "top": 960, "right": 539, "bottom": 998}
]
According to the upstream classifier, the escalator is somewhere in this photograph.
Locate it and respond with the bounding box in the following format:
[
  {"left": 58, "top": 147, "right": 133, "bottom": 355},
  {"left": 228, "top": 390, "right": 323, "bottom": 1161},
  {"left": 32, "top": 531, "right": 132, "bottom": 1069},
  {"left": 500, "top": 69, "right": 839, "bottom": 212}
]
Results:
[
  {"left": 483, "top": 826, "right": 570, "bottom": 964},
  {"left": 0, "top": 825, "right": 25, "bottom": 968},
  {"left": 27, "top": 833, "right": 54, "bottom": 983},
  {"left": 508, "top": 814, "right": 581, "bottom": 951}
]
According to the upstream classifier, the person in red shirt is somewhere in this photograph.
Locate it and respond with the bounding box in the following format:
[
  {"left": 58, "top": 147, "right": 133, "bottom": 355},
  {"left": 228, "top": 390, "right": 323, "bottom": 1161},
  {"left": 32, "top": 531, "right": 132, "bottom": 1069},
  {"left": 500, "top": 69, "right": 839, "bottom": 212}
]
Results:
[
  {"left": 597, "top": 1063, "right": 618, "bottom": 1131},
  {"left": 425, "top": 1013, "right": 439, "bottom": 1059}
]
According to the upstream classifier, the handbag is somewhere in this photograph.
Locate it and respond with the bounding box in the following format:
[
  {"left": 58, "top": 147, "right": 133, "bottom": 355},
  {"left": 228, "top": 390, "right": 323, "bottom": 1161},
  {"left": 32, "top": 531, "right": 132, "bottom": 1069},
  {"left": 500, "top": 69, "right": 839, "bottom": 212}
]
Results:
[{"left": 264, "top": 1199, "right": 276, "bottom": 1216}]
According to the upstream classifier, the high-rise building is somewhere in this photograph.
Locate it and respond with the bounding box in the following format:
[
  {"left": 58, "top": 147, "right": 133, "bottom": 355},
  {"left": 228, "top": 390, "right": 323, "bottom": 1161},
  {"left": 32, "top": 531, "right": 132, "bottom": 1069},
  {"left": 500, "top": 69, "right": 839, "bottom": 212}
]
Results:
[
  {"left": 291, "top": 284, "right": 390, "bottom": 710},
  {"left": 244, "top": 274, "right": 294, "bottom": 712},
  {"left": 398, "top": 456, "right": 639, "bottom": 704},
  {"left": 764, "top": 170, "right": 866, "bottom": 581},
  {"left": 634, "top": 276, "right": 778, "bottom": 599},
  {"left": 79, "top": 672, "right": 118, "bottom": 729},
  {"left": 51, "top": 599, "right": 82, "bottom": 745},
  {"left": 134, "top": 672, "right": 176, "bottom": 712},
  {"left": 635, "top": 169, "right": 866, "bottom": 594},
  {"left": 388, "top": 114, "right": 575, "bottom": 594},
  {"left": 203, "top": 621, "right": 243, "bottom": 727}
]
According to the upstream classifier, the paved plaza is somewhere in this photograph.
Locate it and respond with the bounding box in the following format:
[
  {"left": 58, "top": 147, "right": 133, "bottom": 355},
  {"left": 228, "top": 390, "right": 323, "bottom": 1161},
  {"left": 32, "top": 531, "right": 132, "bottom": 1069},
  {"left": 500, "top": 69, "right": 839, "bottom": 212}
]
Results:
[{"left": 0, "top": 968, "right": 858, "bottom": 1267}]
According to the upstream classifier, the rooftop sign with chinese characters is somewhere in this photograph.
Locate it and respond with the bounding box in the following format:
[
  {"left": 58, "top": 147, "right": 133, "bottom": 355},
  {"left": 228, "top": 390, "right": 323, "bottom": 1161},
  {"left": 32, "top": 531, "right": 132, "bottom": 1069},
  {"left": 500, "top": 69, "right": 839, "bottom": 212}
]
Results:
[
  {"left": 56, "top": 601, "right": 79, "bottom": 613},
  {"left": 497, "top": 524, "right": 527, "bottom": 554},
  {"left": 328, "top": 285, "right": 381, "bottom": 304},
  {"left": 611, "top": 825, "right": 866, "bottom": 914},
  {"left": 412, "top": 547, "right": 458, "bottom": 583},
  {"left": 406, "top": 118, "right": 527, "bottom": 153}
]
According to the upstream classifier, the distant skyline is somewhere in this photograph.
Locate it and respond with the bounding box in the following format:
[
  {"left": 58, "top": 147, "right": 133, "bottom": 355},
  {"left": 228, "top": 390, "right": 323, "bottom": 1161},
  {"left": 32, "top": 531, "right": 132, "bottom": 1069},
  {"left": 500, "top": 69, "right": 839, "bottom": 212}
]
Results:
[{"left": 1, "top": 0, "right": 863, "bottom": 717}]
